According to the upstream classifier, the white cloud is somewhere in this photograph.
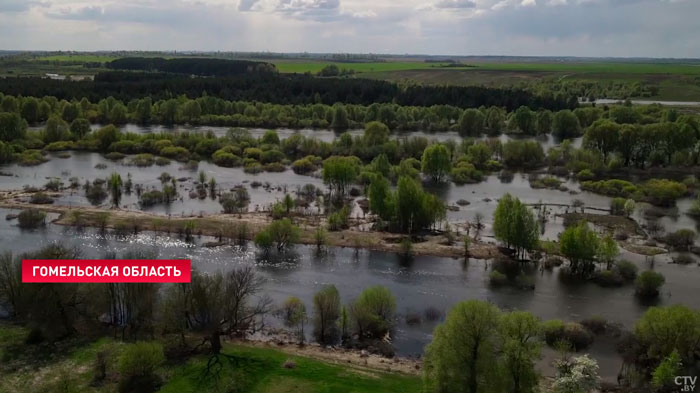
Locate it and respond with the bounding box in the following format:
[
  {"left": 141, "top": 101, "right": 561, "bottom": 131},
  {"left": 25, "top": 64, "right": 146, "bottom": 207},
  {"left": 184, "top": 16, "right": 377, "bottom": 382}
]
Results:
[{"left": 0, "top": 0, "right": 695, "bottom": 57}]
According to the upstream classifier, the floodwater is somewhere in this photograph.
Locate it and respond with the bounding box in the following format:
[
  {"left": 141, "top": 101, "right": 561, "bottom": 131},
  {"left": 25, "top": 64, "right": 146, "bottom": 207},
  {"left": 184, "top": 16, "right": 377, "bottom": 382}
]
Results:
[
  {"left": 3, "top": 128, "right": 700, "bottom": 380},
  {"left": 0, "top": 208, "right": 698, "bottom": 380}
]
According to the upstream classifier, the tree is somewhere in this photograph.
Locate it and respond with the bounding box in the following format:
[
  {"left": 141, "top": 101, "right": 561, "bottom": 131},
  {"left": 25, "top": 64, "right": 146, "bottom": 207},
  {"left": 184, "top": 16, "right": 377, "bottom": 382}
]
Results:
[
  {"left": 584, "top": 119, "right": 620, "bottom": 159},
  {"left": 280, "top": 296, "right": 306, "bottom": 344},
  {"left": 363, "top": 121, "right": 390, "bottom": 146},
  {"left": 220, "top": 188, "right": 250, "bottom": 214},
  {"left": 322, "top": 156, "right": 360, "bottom": 197},
  {"left": 553, "top": 110, "right": 582, "bottom": 139},
  {"left": 596, "top": 235, "right": 618, "bottom": 270},
  {"left": 20, "top": 97, "right": 39, "bottom": 123},
  {"left": 552, "top": 355, "right": 599, "bottom": 393},
  {"left": 424, "top": 300, "right": 502, "bottom": 393},
  {"left": 500, "top": 311, "right": 542, "bottom": 393},
  {"left": 118, "top": 342, "right": 164, "bottom": 393},
  {"left": 135, "top": 97, "right": 153, "bottom": 124},
  {"left": 560, "top": 221, "right": 600, "bottom": 276},
  {"left": 396, "top": 176, "right": 425, "bottom": 234},
  {"left": 635, "top": 305, "right": 700, "bottom": 368},
  {"left": 512, "top": 106, "right": 536, "bottom": 135},
  {"left": 349, "top": 286, "right": 396, "bottom": 339},
  {"left": 313, "top": 285, "right": 341, "bottom": 345},
  {"left": 0, "top": 112, "right": 27, "bottom": 141},
  {"left": 254, "top": 218, "right": 300, "bottom": 251},
  {"left": 182, "top": 100, "right": 202, "bottom": 123},
  {"left": 331, "top": 104, "right": 349, "bottom": 130},
  {"left": 0, "top": 252, "right": 22, "bottom": 317},
  {"left": 421, "top": 144, "right": 451, "bottom": 183},
  {"left": 634, "top": 271, "right": 665, "bottom": 298},
  {"left": 458, "top": 108, "right": 485, "bottom": 136},
  {"left": 368, "top": 174, "right": 393, "bottom": 222},
  {"left": 493, "top": 194, "right": 539, "bottom": 259},
  {"left": 61, "top": 102, "right": 81, "bottom": 123},
  {"left": 536, "top": 110, "right": 553, "bottom": 135},
  {"left": 108, "top": 173, "right": 123, "bottom": 208},
  {"left": 70, "top": 118, "right": 91, "bottom": 139}
]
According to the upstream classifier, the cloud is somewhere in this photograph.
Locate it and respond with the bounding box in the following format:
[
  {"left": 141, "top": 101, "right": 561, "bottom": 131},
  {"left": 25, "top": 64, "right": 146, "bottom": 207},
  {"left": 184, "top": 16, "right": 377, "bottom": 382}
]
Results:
[
  {"left": 0, "top": 0, "right": 697, "bottom": 57},
  {"left": 433, "top": 0, "right": 476, "bottom": 8},
  {"left": 0, "top": 0, "right": 48, "bottom": 12}
]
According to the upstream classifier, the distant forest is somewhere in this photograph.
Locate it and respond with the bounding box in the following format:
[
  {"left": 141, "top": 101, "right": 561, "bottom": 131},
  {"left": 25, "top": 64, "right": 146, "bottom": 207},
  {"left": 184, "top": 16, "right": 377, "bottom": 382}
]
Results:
[{"left": 0, "top": 58, "right": 577, "bottom": 111}]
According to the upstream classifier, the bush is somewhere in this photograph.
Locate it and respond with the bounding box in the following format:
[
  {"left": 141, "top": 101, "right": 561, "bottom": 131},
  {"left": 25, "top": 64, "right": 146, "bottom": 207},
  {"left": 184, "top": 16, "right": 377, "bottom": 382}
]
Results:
[
  {"left": 665, "top": 229, "right": 695, "bottom": 250},
  {"left": 327, "top": 206, "right": 350, "bottom": 231},
  {"left": 543, "top": 320, "right": 594, "bottom": 350},
  {"left": 18, "top": 208, "right": 46, "bottom": 228},
  {"left": 139, "top": 190, "right": 164, "bottom": 207},
  {"left": 615, "top": 260, "right": 638, "bottom": 281},
  {"left": 44, "top": 141, "right": 75, "bottom": 151},
  {"left": 30, "top": 192, "right": 54, "bottom": 204},
  {"left": 610, "top": 198, "right": 627, "bottom": 216},
  {"left": 129, "top": 154, "right": 155, "bottom": 167},
  {"left": 594, "top": 270, "right": 624, "bottom": 287},
  {"left": 635, "top": 271, "right": 665, "bottom": 298},
  {"left": 642, "top": 179, "right": 687, "bottom": 206},
  {"left": 292, "top": 158, "right": 316, "bottom": 174},
  {"left": 118, "top": 342, "right": 164, "bottom": 393},
  {"left": 450, "top": 162, "right": 483, "bottom": 184},
  {"left": 212, "top": 149, "right": 242, "bottom": 167},
  {"left": 580, "top": 316, "right": 607, "bottom": 335},
  {"left": 489, "top": 270, "right": 508, "bottom": 286},
  {"left": 18, "top": 149, "right": 48, "bottom": 166},
  {"left": 159, "top": 146, "right": 189, "bottom": 161}
]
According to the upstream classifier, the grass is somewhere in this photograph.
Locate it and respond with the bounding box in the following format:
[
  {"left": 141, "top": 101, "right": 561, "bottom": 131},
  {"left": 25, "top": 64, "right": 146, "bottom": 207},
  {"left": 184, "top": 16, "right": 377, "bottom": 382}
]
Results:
[
  {"left": 0, "top": 324, "right": 421, "bottom": 393},
  {"left": 272, "top": 60, "right": 468, "bottom": 74},
  {"left": 36, "top": 54, "right": 119, "bottom": 63}
]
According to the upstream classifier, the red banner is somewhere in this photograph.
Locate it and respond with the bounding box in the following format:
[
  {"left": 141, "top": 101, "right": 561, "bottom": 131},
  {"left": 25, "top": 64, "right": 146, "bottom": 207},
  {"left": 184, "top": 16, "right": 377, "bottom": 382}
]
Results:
[{"left": 22, "top": 259, "right": 191, "bottom": 283}]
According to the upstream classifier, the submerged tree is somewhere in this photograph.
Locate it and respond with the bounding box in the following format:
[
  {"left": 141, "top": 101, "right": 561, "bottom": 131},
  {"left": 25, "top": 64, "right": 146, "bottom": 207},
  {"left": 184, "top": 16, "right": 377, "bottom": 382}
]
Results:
[{"left": 493, "top": 194, "right": 539, "bottom": 259}]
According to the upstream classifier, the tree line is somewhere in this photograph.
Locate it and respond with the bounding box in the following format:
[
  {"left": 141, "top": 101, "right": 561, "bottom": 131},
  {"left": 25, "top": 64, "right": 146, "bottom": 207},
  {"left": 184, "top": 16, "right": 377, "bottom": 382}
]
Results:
[{"left": 0, "top": 70, "right": 575, "bottom": 110}]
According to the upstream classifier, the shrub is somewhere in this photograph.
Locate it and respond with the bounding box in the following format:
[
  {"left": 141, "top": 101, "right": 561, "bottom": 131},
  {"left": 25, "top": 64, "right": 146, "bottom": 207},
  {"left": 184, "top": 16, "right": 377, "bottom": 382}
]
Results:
[
  {"left": 577, "top": 169, "right": 594, "bottom": 181},
  {"left": 489, "top": 270, "right": 508, "bottom": 286},
  {"left": 159, "top": 146, "right": 189, "bottom": 161},
  {"left": 155, "top": 157, "right": 170, "bottom": 166},
  {"left": 327, "top": 206, "right": 350, "bottom": 231},
  {"left": 450, "top": 162, "right": 483, "bottom": 184},
  {"left": 129, "top": 154, "right": 155, "bottom": 167},
  {"left": 665, "top": 229, "right": 695, "bottom": 250},
  {"left": 105, "top": 152, "right": 126, "bottom": 160},
  {"left": 18, "top": 149, "right": 48, "bottom": 166},
  {"left": 610, "top": 198, "right": 626, "bottom": 216},
  {"left": 30, "top": 192, "right": 54, "bottom": 204},
  {"left": 139, "top": 190, "right": 164, "bottom": 207},
  {"left": 18, "top": 208, "right": 46, "bottom": 228},
  {"left": 635, "top": 271, "right": 665, "bottom": 298},
  {"left": 292, "top": 158, "right": 316, "bottom": 174},
  {"left": 642, "top": 179, "right": 687, "bottom": 206},
  {"left": 580, "top": 316, "right": 607, "bottom": 335},
  {"left": 44, "top": 141, "right": 75, "bottom": 151},
  {"left": 543, "top": 320, "right": 594, "bottom": 350},
  {"left": 615, "top": 260, "right": 638, "bottom": 281},
  {"left": 212, "top": 149, "right": 242, "bottom": 167},
  {"left": 118, "top": 342, "right": 164, "bottom": 393}
]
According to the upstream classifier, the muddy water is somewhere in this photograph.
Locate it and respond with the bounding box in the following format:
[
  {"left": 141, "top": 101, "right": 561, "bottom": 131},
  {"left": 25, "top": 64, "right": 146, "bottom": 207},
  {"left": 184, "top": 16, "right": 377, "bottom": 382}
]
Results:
[{"left": 1, "top": 207, "right": 699, "bottom": 380}]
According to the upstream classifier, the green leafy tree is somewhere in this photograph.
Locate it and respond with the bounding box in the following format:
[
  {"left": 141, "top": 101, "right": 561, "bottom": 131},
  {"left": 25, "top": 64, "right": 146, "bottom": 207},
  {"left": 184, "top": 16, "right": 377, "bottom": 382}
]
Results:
[
  {"left": 313, "top": 285, "right": 341, "bottom": 345},
  {"left": 363, "top": 121, "right": 390, "bottom": 146},
  {"left": 331, "top": 104, "right": 349, "bottom": 130},
  {"left": 349, "top": 286, "right": 396, "bottom": 339},
  {"left": 254, "top": 218, "right": 300, "bottom": 251},
  {"left": 584, "top": 119, "right": 620, "bottom": 159},
  {"left": 512, "top": 106, "right": 536, "bottom": 135},
  {"left": 560, "top": 221, "right": 600, "bottom": 276},
  {"left": 458, "top": 108, "right": 486, "bottom": 136},
  {"left": 596, "top": 235, "right": 618, "bottom": 270},
  {"left": 421, "top": 144, "right": 451, "bottom": 183},
  {"left": 108, "top": 173, "right": 123, "bottom": 208},
  {"left": 322, "top": 156, "right": 360, "bottom": 197},
  {"left": 536, "top": 110, "right": 553, "bottom": 135},
  {"left": 424, "top": 300, "right": 503, "bottom": 393},
  {"left": 553, "top": 110, "right": 582, "bottom": 139},
  {"left": 70, "top": 118, "right": 91, "bottom": 139},
  {"left": 493, "top": 194, "right": 539, "bottom": 259},
  {"left": 0, "top": 112, "right": 27, "bottom": 141},
  {"left": 500, "top": 311, "right": 542, "bottom": 393}
]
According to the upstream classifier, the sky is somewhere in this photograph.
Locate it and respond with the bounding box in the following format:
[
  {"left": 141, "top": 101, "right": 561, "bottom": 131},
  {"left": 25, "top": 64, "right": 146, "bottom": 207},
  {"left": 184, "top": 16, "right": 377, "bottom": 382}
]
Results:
[{"left": 0, "top": 0, "right": 697, "bottom": 58}]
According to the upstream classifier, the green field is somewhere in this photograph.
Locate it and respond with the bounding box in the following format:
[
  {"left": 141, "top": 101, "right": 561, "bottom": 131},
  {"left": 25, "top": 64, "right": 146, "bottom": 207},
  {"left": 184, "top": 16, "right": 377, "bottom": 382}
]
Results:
[
  {"left": 0, "top": 324, "right": 421, "bottom": 393},
  {"left": 36, "top": 54, "right": 119, "bottom": 63},
  {"left": 272, "top": 59, "right": 700, "bottom": 75}
]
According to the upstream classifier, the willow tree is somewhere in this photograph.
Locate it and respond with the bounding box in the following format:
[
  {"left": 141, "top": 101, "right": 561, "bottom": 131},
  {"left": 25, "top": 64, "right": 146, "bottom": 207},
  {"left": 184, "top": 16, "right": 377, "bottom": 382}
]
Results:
[{"left": 493, "top": 194, "right": 539, "bottom": 260}]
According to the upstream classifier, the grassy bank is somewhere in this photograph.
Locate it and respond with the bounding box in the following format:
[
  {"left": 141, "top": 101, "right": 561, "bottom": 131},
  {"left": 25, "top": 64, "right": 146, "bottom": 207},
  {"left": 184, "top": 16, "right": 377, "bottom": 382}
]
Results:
[{"left": 0, "top": 324, "right": 422, "bottom": 393}]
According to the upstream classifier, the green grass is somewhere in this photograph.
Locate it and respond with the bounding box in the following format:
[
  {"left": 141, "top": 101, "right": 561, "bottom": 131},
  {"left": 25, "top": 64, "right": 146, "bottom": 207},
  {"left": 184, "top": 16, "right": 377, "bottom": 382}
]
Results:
[
  {"left": 272, "top": 60, "right": 466, "bottom": 74},
  {"left": 0, "top": 325, "right": 421, "bottom": 393},
  {"left": 272, "top": 59, "right": 700, "bottom": 75},
  {"left": 36, "top": 54, "right": 119, "bottom": 63}
]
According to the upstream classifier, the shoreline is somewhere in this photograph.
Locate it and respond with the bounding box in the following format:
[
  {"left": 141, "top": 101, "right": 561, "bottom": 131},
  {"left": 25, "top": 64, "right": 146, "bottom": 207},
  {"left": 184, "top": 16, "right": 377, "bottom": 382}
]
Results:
[{"left": 0, "top": 190, "right": 501, "bottom": 260}]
